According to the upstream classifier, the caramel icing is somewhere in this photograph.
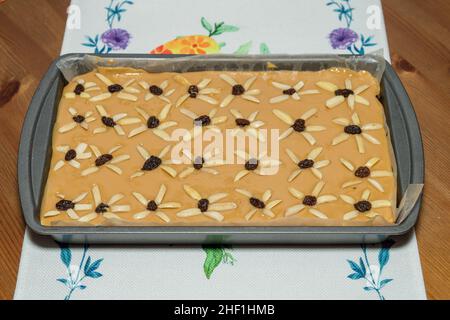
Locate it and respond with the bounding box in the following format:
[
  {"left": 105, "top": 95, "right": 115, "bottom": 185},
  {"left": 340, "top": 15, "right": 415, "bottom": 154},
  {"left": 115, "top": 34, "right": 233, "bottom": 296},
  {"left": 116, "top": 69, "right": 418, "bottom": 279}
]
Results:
[{"left": 40, "top": 67, "right": 396, "bottom": 226}]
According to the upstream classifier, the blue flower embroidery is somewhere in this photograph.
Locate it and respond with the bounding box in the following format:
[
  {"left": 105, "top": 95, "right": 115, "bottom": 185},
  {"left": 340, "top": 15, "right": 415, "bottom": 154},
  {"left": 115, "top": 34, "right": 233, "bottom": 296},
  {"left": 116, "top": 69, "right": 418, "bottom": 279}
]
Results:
[
  {"left": 346, "top": 239, "right": 395, "bottom": 300},
  {"left": 57, "top": 242, "right": 104, "bottom": 300},
  {"left": 326, "top": 0, "right": 377, "bottom": 55},
  {"left": 82, "top": 0, "right": 134, "bottom": 53}
]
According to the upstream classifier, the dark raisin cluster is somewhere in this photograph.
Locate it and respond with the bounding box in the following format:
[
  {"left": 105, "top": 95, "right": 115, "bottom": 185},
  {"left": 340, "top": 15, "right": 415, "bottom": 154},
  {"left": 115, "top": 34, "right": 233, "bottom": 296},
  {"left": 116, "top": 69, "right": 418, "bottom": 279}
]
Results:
[
  {"left": 235, "top": 118, "right": 250, "bottom": 127},
  {"left": 55, "top": 199, "right": 75, "bottom": 211},
  {"left": 149, "top": 85, "right": 163, "bottom": 96},
  {"left": 146, "top": 200, "right": 158, "bottom": 211},
  {"left": 95, "top": 203, "right": 110, "bottom": 213},
  {"left": 354, "top": 166, "right": 371, "bottom": 178},
  {"left": 101, "top": 116, "right": 117, "bottom": 127},
  {"left": 298, "top": 159, "right": 314, "bottom": 169},
  {"left": 344, "top": 125, "right": 362, "bottom": 135},
  {"left": 245, "top": 159, "right": 259, "bottom": 171},
  {"left": 72, "top": 115, "right": 85, "bottom": 123},
  {"left": 74, "top": 84, "right": 85, "bottom": 95},
  {"left": 232, "top": 84, "right": 245, "bottom": 96},
  {"left": 64, "top": 149, "right": 77, "bottom": 161},
  {"left": 95, "top": 154, "right": 113, "bottom": 167},
  {"left": 282, "top": 88, "right": 296, "bottom": 95},
  {"left": 354, "top": 200, "right": 372, "bottom": 212},
  {"left": 142, "top": 155, "right": 162, "bottom": 171},
  {"left": 193, "top": 156, "right": 205, "bottom": 170},
  {"left": 188, "top": 85, "right": 199, "bottom": 98},
  {"left": 302, "top": 195, "right": 317, "bottom": 206},
  {"left": 334, "top": 88, "right": 354, "bottom": 98},
  {"left": 194, "top": 115, "right": 211, "bottom": 127},
  {"left": 147, "top": 116, "right": 160, "bottom": 129},
  {"left": 108, "top": 84, "right": 123, "bottom": 93},
  {"left": 249, "top": 197, "right": 265, "bottom": 209},
  {"left": 292, "top": 118, "right": 306, "bottom": 132},
  {"left": 197, "top": 198, "right": 210, "bottom": 212}
]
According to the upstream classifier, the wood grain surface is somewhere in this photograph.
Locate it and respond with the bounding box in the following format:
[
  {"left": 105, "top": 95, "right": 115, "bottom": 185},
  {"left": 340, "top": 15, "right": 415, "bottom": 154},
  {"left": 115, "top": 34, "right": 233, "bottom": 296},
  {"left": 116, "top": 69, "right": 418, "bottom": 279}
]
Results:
[{"left": 0, "top": 0, "right": 448, "bottom": 299}]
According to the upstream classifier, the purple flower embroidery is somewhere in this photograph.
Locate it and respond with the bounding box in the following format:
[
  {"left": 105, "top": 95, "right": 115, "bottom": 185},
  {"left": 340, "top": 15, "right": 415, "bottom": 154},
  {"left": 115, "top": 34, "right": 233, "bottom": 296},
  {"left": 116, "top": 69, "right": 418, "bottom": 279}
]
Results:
[
  {"left": 101, "top": 28, "right": 131, "bottom": 50},
  {"left": 329, "top": 28, "right": 358, "bottom": 50}
]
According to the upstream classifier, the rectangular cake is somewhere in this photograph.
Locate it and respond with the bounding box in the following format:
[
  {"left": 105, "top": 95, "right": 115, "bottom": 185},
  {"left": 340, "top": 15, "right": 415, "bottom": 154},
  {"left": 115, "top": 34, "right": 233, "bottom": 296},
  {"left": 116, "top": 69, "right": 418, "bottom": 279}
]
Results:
[{"left": 40, "top": 66, "right": 396, "bottom": 226}]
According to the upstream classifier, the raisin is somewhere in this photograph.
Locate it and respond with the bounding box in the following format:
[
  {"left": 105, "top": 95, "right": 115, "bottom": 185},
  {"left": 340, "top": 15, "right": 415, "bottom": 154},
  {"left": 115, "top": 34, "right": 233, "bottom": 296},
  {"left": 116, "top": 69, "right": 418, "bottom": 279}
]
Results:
[
  {"left": 334, "top": 88, "right": 354, "bottom": 97},
  {"left": 95, "top": 154, "right": 113, "bottom": 166},
  {"left": 282, "top": 88, "right": 296, "bottom": 95},
  {"left": 355, "top": 166, "right": 371, "bottom": 178},
  {"left": 235, "top": 118, "right": 250, "bottom": 127},
  {"left": 197, "top": 198, "right": 209, "bottom": 212},
  {"left": 188, "top": 85, "right": 199, "bottom": 98},
  {"left": 149, "top": 85, "right": 163, "bottom": 96},
  {"left": 354, "top": 200, "right": 372, "bottom": 212},
  {"left": 344, "top": 125, "right": 362, "bottom": 135},
  {"left": 245, "top": 159, "right": 259, "bottom": 171},
  {"left": 147, "top": 116, "right": 160, "bottom": 129},
  {"left": 232, "top": 84, "right": 245, "bottom": 96},
  {"left": 142, "top": 155, "right": 162, "bottom": 171},
  {"left": 298, "top": 159, "right": 314, "bottom": 169},
  {"left": 55, "top": 199, "right": 75, "bottom": 211},
  {"left": 74, "top": 84, "right": 85, "bottom": 95},
  {"left": 146, "top": 200, "right": 158, "bottom": 211},
  {"left": 303, "top": 195, "right": 317, "bottom": 206},
  {"left": 64, "top": 149, "right": 77, "bottom": 161},
  {"left": 72, "top": 115, "right": 85, "bottom": 123},
  {"left": 291, "top": 118, "right": 306, "bottom": 132},
  {"left": 101, "top": 116, "right": 116, "bottom": 127},
  {"left": 108, "top": 84, "right": 123, "bottom": 93},
  {"left": 194, "top": 115, "right": 211, "bottom": 127},
  {"left": 250, "top": 197, "right": 265, "bottom": 209},
  {"left": 95, "top": 203, "right": 110, "bottom": 214},
  {"left": 193, "top": 156, "right": 205, "bottom": 170}
]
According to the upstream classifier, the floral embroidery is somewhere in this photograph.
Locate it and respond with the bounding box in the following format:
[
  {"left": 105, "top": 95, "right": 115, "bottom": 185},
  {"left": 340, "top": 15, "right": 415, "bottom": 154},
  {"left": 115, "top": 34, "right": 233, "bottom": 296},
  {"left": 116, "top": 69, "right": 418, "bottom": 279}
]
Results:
[
  {"left": 346, "top": 239, "right": 395, "bottom": 300},
  {"left": 82, "top": 0, "right": 134, "bottom": 53},
  {"left": 285, "top": 147, "right": 330, "bottom": 182},
  {"left": 132, "top": 184, "right": 181, "bottom": 222},
  {"left": 331, "top": 112, "right": 382, "bottom": 153},
  {"left": 57, "top": 242, "right": 104, "bottom": 300},
  {"left": 326, "top": 0, "right": 377, "bottom": 54},
  {"left": 340, "top": 157, "right": 393, "bottom": 192},
  {"left": 340, "top": 189, "right": 392, "bottom": 221},
  {"left": 44, "top": 192, "right": 92, "bottom": 220},
  {"left": 235, "top": 189, "right": 281, "bottom": 220},
  {"left": 78, "top": 184, "right": 130, "bottom": 222},
  {"left": 177, "top": 185, "right": 237, "bottom": 222},
  {"left": 273, "top": 108, "right": 326, "bottom": 145},
  {"left": 285, "top": 181, "right": 337, "bottom": 219}
]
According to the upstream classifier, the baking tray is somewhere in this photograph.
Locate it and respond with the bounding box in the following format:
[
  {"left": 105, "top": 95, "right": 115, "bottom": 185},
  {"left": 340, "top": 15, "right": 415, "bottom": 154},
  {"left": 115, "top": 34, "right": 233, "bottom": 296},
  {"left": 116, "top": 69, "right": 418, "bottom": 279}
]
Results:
[{"left": 18, "top": 53, "right": 424, "bottom": 244}]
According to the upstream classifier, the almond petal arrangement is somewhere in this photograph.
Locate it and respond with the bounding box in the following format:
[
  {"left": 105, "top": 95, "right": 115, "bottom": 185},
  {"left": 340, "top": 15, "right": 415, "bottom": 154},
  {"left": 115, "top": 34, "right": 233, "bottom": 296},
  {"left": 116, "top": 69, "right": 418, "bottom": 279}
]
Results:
[
  {"left": 58, "top": 107, "right": 96, "bottom": 133},
  {"left": 340, "top": 157, "right": 393, "bottom": 192},
  {"left": 285, "top": 147, "right": 330, "bottom": 182},
  {"left": 139, "top": 80, "right": 176, "bottom": 103},
  {"left": 131, "top": 145, "right": 177, "bottom": 179},
  {"left": 219, "top": 74, "right": 260, "bottom": 107},
  {"left": 269, "top": 80, "right": 319, "bottom": 104},
  {"left": 132, "top": 184, "right": 181, "bottom": 222},
  {"left": 340, "top": 189, "right": 392, "bottom": 221},
  {"left": 235, "top": 189, "right": 282, "bottom": 221},
  {"left": 127, "top": 104, "right": 177, "bottom": 141},
  {"left": 178, "top": 148, "right": 225, "bottom": 179},
  {"left": 93, "top": 104, "right": 141, "bottom": 136},
  {"left": 316, "top": 78, "right": 370, "bottom": 109},
  {"left": 81, "top": 145, "right": 130, "bottom": 176},
  {"left": 179, "top": 108, "right": 227, "bottom": 141},
  {"left": 89, "top": 73, "right": 141, "bottom": 102},
  {"left": 53, "top": 143, "right": 92, "bottom": 171},
  {"left": 64, "top": 78, "right": 101, "bottom": 99},
  {"left": 44, "top": 192, "right": 92, "bottom": 220},
  {"left": 174, "top": 75, "right": 219, "bottom": 107},
  {"left": 234, "top": 149, "right": 281, "bottom": 182}
]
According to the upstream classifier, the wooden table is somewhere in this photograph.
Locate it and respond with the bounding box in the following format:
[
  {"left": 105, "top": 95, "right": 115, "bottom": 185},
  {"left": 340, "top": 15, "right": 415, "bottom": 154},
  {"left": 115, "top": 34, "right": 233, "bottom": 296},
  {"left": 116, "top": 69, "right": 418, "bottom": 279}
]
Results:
[{"left": 0, "top": 0, "right": 448, "bottom": 300}]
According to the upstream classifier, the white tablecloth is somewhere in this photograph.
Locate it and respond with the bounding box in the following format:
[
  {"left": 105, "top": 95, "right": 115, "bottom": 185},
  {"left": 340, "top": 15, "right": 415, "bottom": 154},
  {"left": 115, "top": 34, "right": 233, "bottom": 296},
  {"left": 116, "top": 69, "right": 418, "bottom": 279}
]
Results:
[{"left": 14, "top": 0, "right": 425, "bottom": 300}]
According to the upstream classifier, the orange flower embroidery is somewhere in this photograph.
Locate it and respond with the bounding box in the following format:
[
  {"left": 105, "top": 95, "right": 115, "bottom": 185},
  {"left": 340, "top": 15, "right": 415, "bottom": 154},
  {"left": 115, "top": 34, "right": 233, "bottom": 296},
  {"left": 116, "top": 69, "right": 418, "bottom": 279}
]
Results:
[{"left": 150, "top": 45, "right": 172, "bottom": 55}]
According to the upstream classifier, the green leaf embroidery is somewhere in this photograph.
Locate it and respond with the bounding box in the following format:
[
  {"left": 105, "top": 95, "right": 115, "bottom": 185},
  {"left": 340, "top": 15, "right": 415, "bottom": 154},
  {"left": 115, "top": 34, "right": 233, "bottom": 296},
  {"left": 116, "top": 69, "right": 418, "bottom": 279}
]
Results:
[
  {"left": 203, "top": 247, "right": 224, "bottom": 279},
  {"left": 218, "top": 42, "right": 226, "bottom": 48},
  {"left": 259, "top": 43, "right": 270, "bottom": 54},
  {"left": 234, "top": 41, "right": 253, "bottom": 54},
  {"left": 201, "top": 17, "right": 213, "bottom": 33},
  {"left": 215, "top": 24, "right": 239, "bottom": 35}
]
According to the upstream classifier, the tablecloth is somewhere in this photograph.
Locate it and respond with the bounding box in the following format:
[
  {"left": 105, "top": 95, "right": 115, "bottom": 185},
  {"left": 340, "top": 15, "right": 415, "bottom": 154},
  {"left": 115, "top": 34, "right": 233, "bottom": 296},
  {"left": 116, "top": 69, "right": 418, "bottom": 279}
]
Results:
[{"left": 14, "top": 0, "right": 426, "bottom": 300}]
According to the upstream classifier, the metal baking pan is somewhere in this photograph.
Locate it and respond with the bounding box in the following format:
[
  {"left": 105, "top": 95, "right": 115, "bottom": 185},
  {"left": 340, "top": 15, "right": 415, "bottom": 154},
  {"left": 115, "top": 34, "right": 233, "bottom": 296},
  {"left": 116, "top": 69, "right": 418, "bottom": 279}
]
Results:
[{"left": 18, "top": 53, "right": 424, "bottom": 244}]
